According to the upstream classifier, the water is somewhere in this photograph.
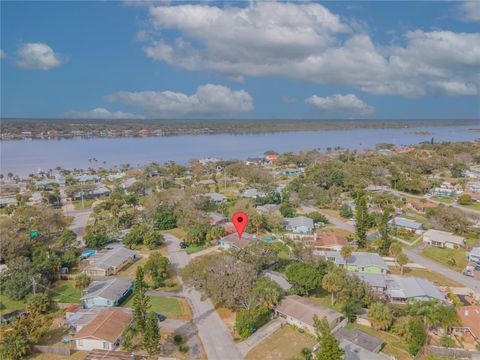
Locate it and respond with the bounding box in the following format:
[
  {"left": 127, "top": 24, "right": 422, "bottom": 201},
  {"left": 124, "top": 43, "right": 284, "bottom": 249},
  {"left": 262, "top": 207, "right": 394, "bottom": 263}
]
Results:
[{"left": 1, "top": 124, "right": 478, "bottom": 176}]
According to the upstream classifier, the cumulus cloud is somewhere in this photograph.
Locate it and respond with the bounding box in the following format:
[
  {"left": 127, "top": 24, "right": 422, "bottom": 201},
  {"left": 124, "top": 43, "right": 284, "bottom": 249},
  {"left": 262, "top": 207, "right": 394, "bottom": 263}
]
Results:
[
  {"left": 141, "top": 2, "right": 480, "bottom": 97},
  {"left": 459, "top": 1, "right": 480, "bottom": 22},
  {"left": 104, "top": 84, "right": 253, "bottom": 117},
  {"left": 16, "top": 43, "right": 65, "bottom": 70},
  {"left": 0, "top": 49, "right": 6, "bottom": 59},
  {"left": 306, "top": 94, "right": 375, "bottom": 115},
  {"left": 64, "top": 108, "right": 144, "bottom": 119}
]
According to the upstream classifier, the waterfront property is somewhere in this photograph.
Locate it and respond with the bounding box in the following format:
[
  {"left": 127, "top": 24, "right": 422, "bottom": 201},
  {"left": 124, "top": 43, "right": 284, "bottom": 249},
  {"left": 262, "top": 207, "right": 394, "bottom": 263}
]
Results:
[
  {"left": 315, "top": 251, "right": 388, "bottom": 274},
  {"left": 423, "top": 229, "right": 465, "bottom": 249},
  {"left": 82, "top": 277, "right": 133, "bottom": 308},
  {"left": 73, "top": 308, "right": 133, "bottom": 351},
  {"left": 275, "top": 295, "right": 345, "bottom": 335},
  {"left": 83, "top": 246, "right": 137, "bottom": 277},
  {"left": 284, "top": 216, "right": 314, "bottom": 234}
]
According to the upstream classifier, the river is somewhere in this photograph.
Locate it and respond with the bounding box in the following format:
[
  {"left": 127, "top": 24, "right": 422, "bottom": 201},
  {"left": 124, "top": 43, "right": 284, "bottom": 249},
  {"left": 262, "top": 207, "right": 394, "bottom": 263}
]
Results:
[{"left": 1, "top": 124, "right": 478, "bottom": 176}]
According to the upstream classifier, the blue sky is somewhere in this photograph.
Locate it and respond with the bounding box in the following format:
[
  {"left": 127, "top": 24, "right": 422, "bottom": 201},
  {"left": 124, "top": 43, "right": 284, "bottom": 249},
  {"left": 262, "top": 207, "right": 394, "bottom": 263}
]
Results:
[{"left": 1, "top": 1, "right": 479, "bottom": 119}]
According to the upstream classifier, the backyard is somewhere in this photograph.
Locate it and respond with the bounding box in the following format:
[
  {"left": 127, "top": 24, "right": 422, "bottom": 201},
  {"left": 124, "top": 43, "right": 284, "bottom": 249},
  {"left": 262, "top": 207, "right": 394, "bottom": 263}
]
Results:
[
  {"left": 122, "top": 294, "right": 190, "bottom": 320},
  {"left": 49, "top": 280, "right": 82, "bottom": 304},
  {"left": 244, "top": 324, "right": 316, "bottom": 360},
  {"left": 421, "top": 246, "right": 468, "bottom": 272}
]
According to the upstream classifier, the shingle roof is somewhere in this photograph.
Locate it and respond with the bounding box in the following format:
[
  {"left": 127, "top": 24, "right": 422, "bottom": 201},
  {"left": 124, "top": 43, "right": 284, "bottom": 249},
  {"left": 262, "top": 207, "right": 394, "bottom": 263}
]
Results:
[
  {"left": 205, "top": 192, "right": 227, "bottom": 202},
  {"left": 457, "top": 306, "right": 480, "bottom": 339},
  {"left": 276, "top": 295, "right": 342, "bottom": 328},
  {"left": 391, "top": 217, "right": 423, "bottom": 230},
  {"left": 340, "top": 340, "right": 392, "bottom": 360},
  {"left": 334, "top": 328, "right": 384, "bottom": 353},
  {"left": 423, "top": 229, "right": 465, "bottom": 245},
  {"left": 86, "top": 247, "right": 137, "bottom": 270},
  {"left": 386, "top": 275, "right": 445, "bottom": 301},
  {"left": 285, "top": 216, "right": 314, "bottom": 229},
  {"left": 354, "top": 273, "right": 387, "bottom": 289},
  {"left": 220, "top": 232, "right": 255, "bottom": 249},
  {"left": 316, "top": 251, "right": 388, "bottom": 271},
  {"left": 82, "top": 277, "right": 133, "bottom": 302},
  {"left": 73, "top": 308, "right": 132, "bottom": 343}
]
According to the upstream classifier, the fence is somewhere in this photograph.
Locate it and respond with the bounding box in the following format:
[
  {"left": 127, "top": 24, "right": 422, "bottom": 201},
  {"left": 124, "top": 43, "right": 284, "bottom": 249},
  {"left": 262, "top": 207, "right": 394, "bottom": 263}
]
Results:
[{"left": 33, "top": 345, "right": 72, "bottom": 356}]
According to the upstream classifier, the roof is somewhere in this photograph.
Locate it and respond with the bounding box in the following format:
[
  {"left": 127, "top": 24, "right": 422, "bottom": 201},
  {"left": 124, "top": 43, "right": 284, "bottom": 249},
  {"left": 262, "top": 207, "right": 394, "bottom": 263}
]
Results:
[
  {"left": 469, "top": 247, "right": 480, "bottom": 257},
  {"left": 386, "top": 275, "right": 445, "bottom": 302},
  {"left": 340, "top": 340, "right": 392, "bottom": 360},
  {"left": 256, "top": 204, "right": 280, "bottom": 213},
  {"left": 423, "top": 229, "right": 465, "bottom": 245},
  {"left": 242, "top": 188, "right": 265, "bottom": 198},
  {"left": 317, "top": 251, "right": 388, "bottom": 271},
  {"left": 412, "top": 201, "right": 438, "bottom": 210},
  {"left": 121, "top": 178, "right": 137, "bottom": 188},
  {"left": 220, "top": 232, "right": 255, "bottom": 249},
  {"left": 86, "top": 247, "right": 137, "bottom": 270},
  {"left": 82, "top": 277, "right": 133, "bottom": 302},
  {"left": 315, "top": 232, "right": 348, "bottom": 247},
  {"left": 457, "top": 305, "right": 480, "bottom": 339},
  {"left": 285, "top": 216, "right": 314, "bottom": 229},
  {"left": 84, "top": 349, "right": 147, "bottom": 360},
  {"left": 391, "top": 217, "right": 423, "bottom": 230},
  {"left": 205, "top": 192, "right": 227, "bottom": 202},
  {"left": 355, "top": 273, "right": 387, "bottom": 289},
  {"left": 208, "top": 212, "right": 227, "bottom": 223},
  {"left": 73, "top": 308, "right": 132, "bottom": 343},
  {"left": 334, "top": 327, "right": 384, "bottom": 353},
  {"left": 276, "top": 295, "right": 342, "bottom": 328},
  {"left": 66, "top": 307, "right": 105, "bottom": 328},
  {"left": 66, "top": 304, "right": 81, "bottom": 314}
]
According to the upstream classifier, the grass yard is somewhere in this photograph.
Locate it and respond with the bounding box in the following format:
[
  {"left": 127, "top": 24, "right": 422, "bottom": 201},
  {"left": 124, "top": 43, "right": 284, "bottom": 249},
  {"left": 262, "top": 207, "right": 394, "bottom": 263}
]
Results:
[
  {"left": 431, "top": 196, "right": 454, "bottom": 204},
  {"left": 388, "top": 266, "right": 462, "bottom": 287},
  {"left": 348, "top": 323, "right": 413, "bottom": 360},
  {"left": 122, "top": 295, "right": 187, "bottom": 319},
  {"left": 0, "top": 294, "right": 25, "bottom": 314},
  {"left": 308, "top": 291, "right": 344, "bottom": 312},
  {"left": 117, "top": 256, "right": 148, "bottom": 278},
  {"left": 422, "top": 246, "right": 468, "bottom": 272},
  {"left": 245, "top": 324, "right": 316, "bottom": 360},
  {"left": 462, "top": 202, "right": 480, "bottom": 211},
  {"left": 72, "top": 198, "right": 96, "bottom": 210},
  {"left": 28, "top": 351, "right": 86, "bottom": 360},
  {"left": 50, "top": 280, "right": 82, "bottom": 304},
  {"left": 186, "top": 244, "right": 207, "bottom": 254}
]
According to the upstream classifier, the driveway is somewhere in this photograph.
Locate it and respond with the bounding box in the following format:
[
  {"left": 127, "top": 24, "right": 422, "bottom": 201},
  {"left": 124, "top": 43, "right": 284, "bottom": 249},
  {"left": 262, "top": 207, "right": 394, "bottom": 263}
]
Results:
[
  {"left": 164, "top": 233, "right": 242, "bottom": 360},
  {"left": 66, "top": 208, "right": 92, "bottom": 245}
]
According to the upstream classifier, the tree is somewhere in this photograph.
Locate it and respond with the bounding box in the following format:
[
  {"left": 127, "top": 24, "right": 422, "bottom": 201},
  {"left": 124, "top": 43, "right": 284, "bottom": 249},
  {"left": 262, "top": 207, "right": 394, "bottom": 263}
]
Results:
[
  {"left": 0, "top": 332, "right": 30, "bottom": 360},
  {"left": 26, "top": 293, "right": 51, "bottom": 315},
  {"left": 143, "top": 312, "right": 160, "bottom": 355},
  {"left": 154, "top": 207, "right": 177, "bottom": 230},
  {"left": 322, "top": 270, "right": 344, "bottom": 305},
  {"left": 84, "top": 232, "right": 110, "bottom": 248},
  {"left": 368, "top": 302, "right": 393, "bottom": 330},
  {"left": 340, "top": 246, "right": 352, "bottom": 262},
  {"left": 250, "top": 276, "right": 282, "bottom": 309},
  {"left": 285, "top": 262, "right": 324, "bottom": 295},
  {"left": 450, "top": 162, "right": 466, "bottom": 178},
  {"left": 355, "top": 192, "right": 369, "bottom": 248},
  {"left": 407, "top": 317, "right": 426, "bottom": 355},
  {"left": 426, "top": 206, "right": 470, "bottom": 234},
  {"left": 0, "top": 257, "right": 48, "bottom": 301},
  {"left": 397, "top": 253, "right": 409, "bottom": 275},
  {"left": 144, "top": 252, "right": 170, "bottom": 288},
  {"left": 143, "top": 230, "right": 164, "bottom": 249},
  {"left": 235, "top": 306, "right": 271, "bottom": 339},
  {"left": 378, "top": 209, "right": 392, "bottom": 256},
  {"left": 75, "top": 273, "right": 91, "bottom": 290},
  {"left": 339, "top": 203, "right": 353, "bottom": 218},
  {"left": 132, "top": 266, "right": 151, "bottom": 333},
  {"left": 306, "top": 212, "right": 329, "bottom": 225},
  {"left": 389, "top": 242, "right": 402, "bottom": 257},
  {"left": 185, "top": 223, "right": 210, "bottom": 245},
  {"left": 313, "top": 315, "right": 344, "bottom": 360},
  {"left": 123, "top": 224, "right": 148, "bottom": 249},
  {"left": 279, "top": 201, "right": 295, "bottom": 217},
  {"left": 458, "top": 194, "right": 473, "bottom": 205}
]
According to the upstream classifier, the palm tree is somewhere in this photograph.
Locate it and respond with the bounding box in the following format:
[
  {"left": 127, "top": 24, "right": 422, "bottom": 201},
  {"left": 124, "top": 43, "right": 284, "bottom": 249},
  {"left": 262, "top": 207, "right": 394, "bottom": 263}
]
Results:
[
  {"left": 322, "top": 270, "right": 344, "bottom": 305},
  {"left": 340, "top": 246, "right": 352, "bottom": 263},
  {"left": 397, "top": 253, "right": 409, "bottom": 275},
  {"left": 368, "top": 302, "right": 393, "bottom": 331}
]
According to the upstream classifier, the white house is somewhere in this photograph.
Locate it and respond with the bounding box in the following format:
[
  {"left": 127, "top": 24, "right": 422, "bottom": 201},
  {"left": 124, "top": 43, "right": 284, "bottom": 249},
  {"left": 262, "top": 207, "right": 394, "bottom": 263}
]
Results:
[
  {"left": 423, "top": 229, "right": 465, "bottom": 249},
  {"left": 284, "top": 216, "right": 314, "bottom": 233},
  {"left": 73, "top": 308, "right": 132, "bottom": 351}
]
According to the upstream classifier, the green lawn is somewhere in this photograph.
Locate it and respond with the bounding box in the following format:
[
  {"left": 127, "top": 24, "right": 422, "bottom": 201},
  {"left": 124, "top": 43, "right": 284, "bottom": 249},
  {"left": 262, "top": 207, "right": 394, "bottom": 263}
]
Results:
[
  {"left": 461, "top": 202, "right": 480, "bottom": 211},
  {"left": 0, "top": 294, "right": 26, "bottom": 314},
  {"left": 163, "top": 228, "right": 187, "bottom": 240},
  {"left": 186, "top": 244, "right": 207, "bottom": 254},
  {"left": 308, "top": 290, "right": 344, "bottom": 312},
  {"left": 422, "top": 246, "right": 468, "bottom": 272},
  {"left": 431, "top": 196, "right": 453, "bottom": 204},
  {"left": 72, "top": 198, "right": 96, "bottom": 210},
  {"left": 122, "top": 295, "right": 184, "bottom": 318},
  {"left": 50, "top": 280, "right": 82, "bottom": 304}
]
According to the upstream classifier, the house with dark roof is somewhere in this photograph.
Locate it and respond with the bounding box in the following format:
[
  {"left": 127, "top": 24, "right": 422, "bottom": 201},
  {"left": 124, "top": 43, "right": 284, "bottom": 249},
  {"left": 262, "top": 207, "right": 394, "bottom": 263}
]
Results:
[
  {"left": 275, "top": 295, "right": 345, "bottom": 334},
  {"left": 82, "top": 277, "right": 133, "bottom": 308},
  {"left": 333, "top": 327, "right": 384, "bottom": 353},
  {"left": 73, "top": 308, "right": 133, "bottom": 351}
]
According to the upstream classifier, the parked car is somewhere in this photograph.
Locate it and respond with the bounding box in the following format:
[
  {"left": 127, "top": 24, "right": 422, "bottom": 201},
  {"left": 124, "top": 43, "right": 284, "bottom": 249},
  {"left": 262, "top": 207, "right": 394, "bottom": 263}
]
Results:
[
  {"left": 156, "top": 313, "right": 167, "bottom": 322},
  {"left": 179, "top": 242, "right": 188, "bottom": 249}
]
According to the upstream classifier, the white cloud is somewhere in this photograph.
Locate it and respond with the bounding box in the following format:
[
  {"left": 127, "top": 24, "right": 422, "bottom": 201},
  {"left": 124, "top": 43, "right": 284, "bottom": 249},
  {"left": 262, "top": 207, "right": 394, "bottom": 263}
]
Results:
[
  {"left": 141, "top": 3, "right": 480, "bottom": 97},
  {"left": 16, "top": 43, "right": 65, "bottom": 70},
  {"left": 0, "top": 49, "right": 6, "bottom": 59},
  {"left": 459, "top": 1, "right": 480, "bottom": 22},
  {"left": 104, "top": 84, "right": 253, "bottom": 117},
  {"left": 64, "top": 108, "right": 144, "bottom": 119},
  {"left": 306, "top": 94, "right": 375, "bottom": 115}
]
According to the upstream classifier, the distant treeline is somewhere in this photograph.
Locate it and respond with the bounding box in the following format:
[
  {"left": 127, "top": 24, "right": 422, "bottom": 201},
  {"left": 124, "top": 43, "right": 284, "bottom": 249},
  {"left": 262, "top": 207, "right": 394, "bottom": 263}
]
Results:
[{"left": 1, "top": 118, "right": 479, "bottom": 140}]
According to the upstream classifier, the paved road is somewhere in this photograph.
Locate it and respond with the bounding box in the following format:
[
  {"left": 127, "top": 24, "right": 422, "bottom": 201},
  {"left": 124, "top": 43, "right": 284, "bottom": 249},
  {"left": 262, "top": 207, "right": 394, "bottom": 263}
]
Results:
[
  {"left": 302, "top": 204, "right": 480, "bottom": 290},
  {"left": 164, "top": 233, "right": 242, "bottom": 360},
  {"left": 302, "top": 205, "right": 355, "bottom": 233},
  {"left": 66, "top": 208, "right": 92, "bottom": 245}
]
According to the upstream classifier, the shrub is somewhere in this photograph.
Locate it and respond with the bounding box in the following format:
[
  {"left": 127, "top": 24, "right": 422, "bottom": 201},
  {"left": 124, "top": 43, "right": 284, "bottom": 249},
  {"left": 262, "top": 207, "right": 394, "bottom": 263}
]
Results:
[
  {"left": 174, "top": 334, "right": 184, "bottom": 345},
  {"left": 179, "top": 344, "right": 189, "bottom": 353}
]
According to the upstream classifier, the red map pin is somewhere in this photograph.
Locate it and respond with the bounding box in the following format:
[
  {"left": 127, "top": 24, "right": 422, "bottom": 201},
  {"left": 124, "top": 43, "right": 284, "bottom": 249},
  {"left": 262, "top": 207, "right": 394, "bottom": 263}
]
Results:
[{"left": 232, "top": 211, "right": 248, "bottom": 240}]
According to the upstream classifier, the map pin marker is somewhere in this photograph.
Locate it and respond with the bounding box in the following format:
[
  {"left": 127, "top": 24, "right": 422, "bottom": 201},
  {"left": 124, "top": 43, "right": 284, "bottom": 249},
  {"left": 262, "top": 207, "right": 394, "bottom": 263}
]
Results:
[{"left": 232, "top": 211, "right": 248, "bottom": 240}]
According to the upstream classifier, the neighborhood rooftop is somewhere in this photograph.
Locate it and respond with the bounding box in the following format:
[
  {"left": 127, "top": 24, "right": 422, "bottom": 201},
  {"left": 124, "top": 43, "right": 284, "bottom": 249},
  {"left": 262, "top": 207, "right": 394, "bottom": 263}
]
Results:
[
  {"left": 73, "top": 308, "right": 132, "bottom": 343},
  {"left": 82, "top": 277, "right": 133, "bottom": 302}
]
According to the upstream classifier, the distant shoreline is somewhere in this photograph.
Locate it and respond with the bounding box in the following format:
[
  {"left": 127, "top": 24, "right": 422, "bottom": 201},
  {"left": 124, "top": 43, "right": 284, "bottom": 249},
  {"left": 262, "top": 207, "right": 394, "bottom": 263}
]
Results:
[{"left": 1, "top": 118, "right": 479, "bottom": 141}]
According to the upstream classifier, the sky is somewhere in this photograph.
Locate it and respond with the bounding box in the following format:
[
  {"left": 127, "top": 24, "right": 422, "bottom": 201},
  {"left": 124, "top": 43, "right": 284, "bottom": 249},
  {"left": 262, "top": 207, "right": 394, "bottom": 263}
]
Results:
[{"left": 1, "top": 0, "right": 479, "bottom": 120}]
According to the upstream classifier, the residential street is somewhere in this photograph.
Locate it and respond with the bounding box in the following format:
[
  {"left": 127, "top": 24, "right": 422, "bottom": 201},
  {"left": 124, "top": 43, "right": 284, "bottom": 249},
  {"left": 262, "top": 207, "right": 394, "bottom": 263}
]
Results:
[
  {"left": 66, "top": 208, "right": 92, "bottom": 245},
  {"left": 164, "top": 233, "right": 242, "bottom": 360},
  {"left": 302, "top": 205, "right": 480, "bottom": 290}
]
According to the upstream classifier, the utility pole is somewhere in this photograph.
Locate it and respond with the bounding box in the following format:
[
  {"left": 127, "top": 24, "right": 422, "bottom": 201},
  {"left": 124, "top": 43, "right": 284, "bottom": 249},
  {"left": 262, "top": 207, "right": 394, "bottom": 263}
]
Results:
[{"left": 31, "top": 276, "right": 37, "bottom": 295}]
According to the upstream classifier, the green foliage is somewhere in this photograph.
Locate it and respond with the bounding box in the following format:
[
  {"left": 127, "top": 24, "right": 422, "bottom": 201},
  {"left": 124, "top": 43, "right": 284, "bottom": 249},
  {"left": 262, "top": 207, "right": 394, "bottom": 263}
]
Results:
[
  {"left": 306, "top": 212, "right": 329, "bottom": 224},
  {"left": 0, "top": 331, "right": 31, "bottom": 360},
  {"left": 355, "top": 192, "right": 369, "bottom": 248},
  {"left": 185, "top": 223, "right": 211, "bottom": 245},
  {"left": 154, "top": 207, "right": 177, "bottom": 230},
  {"left": 279, "top": 201, "right": 295, "bottom": 217},
  {"left": 84, "top": 231, "right": 110, "bottom": 248},
  {"left": 339, "top": 204, "right": 353, "bottom": 218},
  {"left": 322, "top": 269, "right": 345, "bottom": 305},
  {"left": 235, "top": 305, "right": 271, "bottom": 339},
  {"left": 407, "top": 317, "right": 426, "bottom": 355},
  {"left": 143, "top": 312, "right": 160, "bottom": 355},
  {"left": 440, "top": 335, "right": 455, "bottom": 348},
  {"left": 450, "top": 162, "right": 466, "bottom": 178},
  {"left": 144, "top": 252, "right": 170, "bottom": 288},
  {"left": 313, "top": 315, "right": 344, "bottom": 360},
  {"left": 458, "top": 194, "right": 473, "bottom": 205},
  {"left": 378, "top": 209, "right": 392, "bottom": 256},
  {"left": 123, "top": 224, "right": 148, "bottom": 249},
  {"left": 26, "top": 293, "right": 51, "bottom": 314},
  {"left": 250, "top": 276, "right": 283, "bottom": 309},
  {"left": 285, "top": 262, "right": 324, "bottom": 296},
  {"left": 143, "top": 230, "right": 165, "bottom": 249},
  {"left": 75, "top": 273, "right": 92, "bottom": 290},
  {"left": 368, "top": 302, "right": 393, "bottom": 331},
  {"left": 133, "top": 266, "right": 151, "bottom": 333},
  {"left": 173, "top": 334, "right": 185, "bottom": 345}
]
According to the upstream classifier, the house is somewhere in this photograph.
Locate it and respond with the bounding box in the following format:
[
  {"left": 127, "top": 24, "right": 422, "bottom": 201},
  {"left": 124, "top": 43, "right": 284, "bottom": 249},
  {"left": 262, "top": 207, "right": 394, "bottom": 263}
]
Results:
[
  {"left": 73, "top": 308, "right": 133, "bottom": 351},
  {"left": 120, "top": 178, "right": 137, "bottom": 190},
  {"left": 339, "top": 340, "right": 393, "bottom": 360},
  {"left": 275, "top": 295, "right": 345, "bottom": 334},
  {"left": 389, "top": 217, "right": 423, "bottom": 233},
  {"left": 208, "top": 212, "right": 228, "bottom": 226},
  {"left": 218, "top": 232, "right": 255, "bottom": 250},
  {"left": 385, "top": 275, "right": 445, "bottom": 303},
  {"left": 423, "top": 229, "right": 465, "bottom": 249},
  {"left": 205, "top": 192, "right": 227, "bottom": 203},
  {"left": 312, "top": 232, "right": 348, "bottom": 251},
  {"left": 355, "top": 273, "right": 388, "bottom": 295},
  {"left": 410, "top": 201, "right": 439, "bottom": 213},
  {"left": 75, "top": 174, "right": 100, "bottom": 183},
  {"left": 285, "top": 216, "right": 314, "bottom": 233},
  {"left": 66, "top": 307, "right": 105, "bottom": 331},
  {"left": 315, "top": 251, "right": 388, "bottom": 274},
  {"left": 468, "top": 247, "right": 480, "bottom": 263},
  {"left": 84, "top": 247, "right": 137, "bottom": 276},
  {"left": 0, "top": 197, "right": 17, "bottom": 208},
  {"left": 241, "top": 188, "right": 266, "bottom": 199},
  {"left": 82, "top": 277, "right": 133, "bottom": 308},
  {"left": 74, "top": 186, "right": 111, "bottom": 200},
  {"left": 193, "top": 179, "right": 216, "bottom": 187},
  {"left": 453, "top": 306, "right": 480, "bottom": 343},
  {"left": 256, "top": 204, "right": 280, "bottom": 213},
  {"left": 65, "top": 304, "right": 81, "bottom": 320},
  {"left": 263, "top": 270, "right": 292, "bottom": 291},
  {"left": 333, "top": 327, "right": 384, "bottom": 353}
]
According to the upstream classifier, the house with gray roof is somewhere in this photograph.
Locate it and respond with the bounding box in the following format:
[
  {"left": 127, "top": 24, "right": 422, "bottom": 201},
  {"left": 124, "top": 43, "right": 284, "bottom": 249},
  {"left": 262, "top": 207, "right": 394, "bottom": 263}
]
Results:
[
  {"left": 82, "top": 277, "right": 133, "bottom": 308},
  {"left": 208, "top": 212, "right": 228, "bottom": 226},
  {"left": 205, "top": 192, "right": 227, "bottom": 203},
  {"left": 340, "top": 340, "right": 393, "bottom": 360},
  {"left": 423, "top": 229, "right": 465, "bottom": 249},
  {"left": 315, "top": 251, "right": 388, "bottom": 274},
  {"left": 385, "top": 275, "right": 445, "bottom": 303},
  {"left": 256, "top": 204, "right": 280, "bottom": 213},
  {"left": 468, "top": 247, "right": 480, "bottom": 263},
  {"left": 241, "top": 188, "right": 266, "bottom": 199},
  {"left": 333, "top": 327, "right": 384, "bottom": 353},
  {"left": 354, "top": 273, "right": 387, "bottom": 294},
  {"left": 84, "top": 247, "right": 137, "bottom": 277},
  {"left": 389, "top": 217, "right": 423, "bottom": 233},
  {"left": 285, "top": 216, "right": 314, "bottom": 234}
]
